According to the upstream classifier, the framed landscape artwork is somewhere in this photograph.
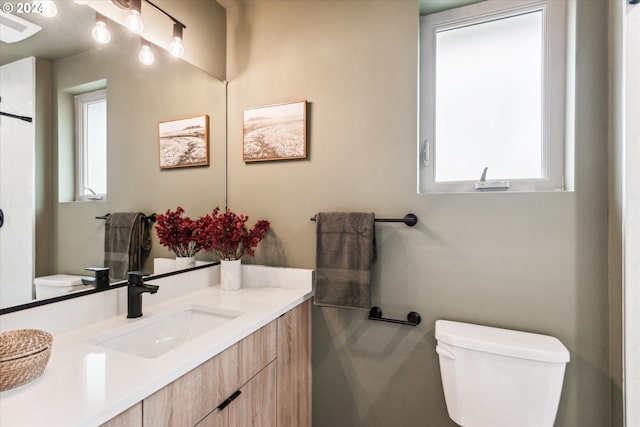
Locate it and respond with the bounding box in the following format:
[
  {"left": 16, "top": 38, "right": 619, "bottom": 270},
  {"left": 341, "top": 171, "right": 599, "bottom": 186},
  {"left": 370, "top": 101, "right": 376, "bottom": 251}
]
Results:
[
  {"left": 159, "top": 115, "right": 209, "bottom": 169},
  {"left": 243, "top": 101, "right": 307, "bottom": 162}
]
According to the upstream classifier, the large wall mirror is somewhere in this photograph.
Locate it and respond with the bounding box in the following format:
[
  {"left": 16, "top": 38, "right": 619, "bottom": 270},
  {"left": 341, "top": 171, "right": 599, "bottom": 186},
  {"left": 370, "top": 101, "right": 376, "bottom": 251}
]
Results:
[{"left": 0, "top": 0, "right": 227, "bottom": 310}]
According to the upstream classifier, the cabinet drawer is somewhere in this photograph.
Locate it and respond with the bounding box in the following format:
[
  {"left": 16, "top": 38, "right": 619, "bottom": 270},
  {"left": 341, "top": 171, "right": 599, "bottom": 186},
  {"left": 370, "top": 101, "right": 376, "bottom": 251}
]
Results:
[
  {"left": 143, "top": 320, "right": 277, "bottom": 427},
  {"left": 239, "top": 319, "right": 277, "bottom": 385},
  {"left": 100, "top": 403, "right": 142, "bottom": 427},
  {"left": 197, "top": 409, "right": 226, "bottom": 427},
  {"left": 229, "top": 361, "right": 277, "bottom": 427}
]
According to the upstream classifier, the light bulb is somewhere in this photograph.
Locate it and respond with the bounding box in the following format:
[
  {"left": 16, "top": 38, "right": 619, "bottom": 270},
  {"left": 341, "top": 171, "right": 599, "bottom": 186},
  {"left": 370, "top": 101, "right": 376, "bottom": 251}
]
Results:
[
  {"left": 139, "top": 43, "right": 154, "bottom": 65},
  {"left": 169, "top": 37, "right": 184, "bottom": 58},
  {"left": 40, "top": 1, "right": 57, "bottom": 17},
  {"left": 92, "top": 21, "right": 110, "bottom": 44},
  {"left": 125, "top": 11, "right": 144, "bottom": 34},
  {"left": 169, "top": 23, "right": 185, "bottom": 58}
]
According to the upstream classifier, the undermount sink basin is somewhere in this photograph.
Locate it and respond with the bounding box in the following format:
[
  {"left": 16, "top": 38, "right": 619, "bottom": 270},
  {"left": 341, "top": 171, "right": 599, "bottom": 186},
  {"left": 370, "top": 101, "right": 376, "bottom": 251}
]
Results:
[{"left": 90, "top": 305, "right": 244, "bottom": 358}]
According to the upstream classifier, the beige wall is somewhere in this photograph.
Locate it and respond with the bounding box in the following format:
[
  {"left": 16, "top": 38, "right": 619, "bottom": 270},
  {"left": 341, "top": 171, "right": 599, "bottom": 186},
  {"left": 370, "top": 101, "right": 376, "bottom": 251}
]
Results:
[
  {"left": 225, "top": 0, "right": 613, "bottom": 425},
  {"left": 608, "top": 0, "right": 624, "bottom": 425},
  {"left": 35, "top": 59, "right": 53, "bottom": 279},
  {"left": 50, "top": 30, "right": 227, "bottom": 278}
]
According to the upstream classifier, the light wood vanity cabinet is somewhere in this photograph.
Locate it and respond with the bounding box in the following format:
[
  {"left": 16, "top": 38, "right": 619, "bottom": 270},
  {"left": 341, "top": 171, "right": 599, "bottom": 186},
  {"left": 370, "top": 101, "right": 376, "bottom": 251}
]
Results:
[
  {"left": 276, "top": 298, "right": 312, "bottom": 426},
  {"left": 100, "top": 403, "right": 142, "bottom": 427},
  {"left": 103, "top": 299, "right": 311, "bottom": 427}
]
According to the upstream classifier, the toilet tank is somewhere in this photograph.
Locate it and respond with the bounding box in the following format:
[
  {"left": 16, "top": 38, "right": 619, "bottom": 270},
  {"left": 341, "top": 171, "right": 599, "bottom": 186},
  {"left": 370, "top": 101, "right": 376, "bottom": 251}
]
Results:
[
  {"left": 435, "top": 320, "right": 570, "bottom": 427},
  {"left": 34, "top": 275, "right": 86, "bottom": 299}
]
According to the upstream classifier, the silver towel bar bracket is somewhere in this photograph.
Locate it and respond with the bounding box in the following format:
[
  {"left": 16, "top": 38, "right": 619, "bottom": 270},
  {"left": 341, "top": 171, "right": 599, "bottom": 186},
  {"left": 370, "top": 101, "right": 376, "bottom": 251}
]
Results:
[
  {"left": 368, "top": 306, "right": 421, "bottom": 326},
  {"left": 311, "top": 213, "right": 418, "bottom": 227}
]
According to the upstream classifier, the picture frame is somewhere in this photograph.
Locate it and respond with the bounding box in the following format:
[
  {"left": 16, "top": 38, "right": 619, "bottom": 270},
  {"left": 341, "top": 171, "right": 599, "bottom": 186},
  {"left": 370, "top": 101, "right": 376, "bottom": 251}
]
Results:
[
  {"left": 243, "top": 101, "right": 307, "bottom": 162},
  {"left": 158, "top": 115, "right": 209, "bottom": 169}
]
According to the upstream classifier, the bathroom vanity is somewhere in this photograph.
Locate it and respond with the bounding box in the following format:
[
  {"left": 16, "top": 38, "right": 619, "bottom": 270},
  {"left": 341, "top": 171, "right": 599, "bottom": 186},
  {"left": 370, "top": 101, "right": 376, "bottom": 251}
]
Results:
[
  {"left": 105, "top": 299, "right": 310, "bottom": 427},
  {"left": 0, "top": 265, "right": 313, "bottom": 426}
]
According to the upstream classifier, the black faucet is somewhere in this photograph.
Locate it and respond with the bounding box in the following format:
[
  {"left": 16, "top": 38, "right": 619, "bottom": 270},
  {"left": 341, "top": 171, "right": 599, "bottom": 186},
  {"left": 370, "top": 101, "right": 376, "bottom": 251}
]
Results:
[
  {"left": 81, "top": 267, "right": 110, "bottom": 289},
  {"left": 127, "top": 271, "right": 159, "bottom": 318}
]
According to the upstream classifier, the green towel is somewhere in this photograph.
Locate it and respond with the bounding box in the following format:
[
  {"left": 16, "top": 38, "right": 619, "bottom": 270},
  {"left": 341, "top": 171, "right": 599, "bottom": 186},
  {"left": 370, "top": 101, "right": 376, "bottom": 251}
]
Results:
[
  {"left": 314, "top": 212, "right": 376, "bottom": 310},
  {"left": 104, "top": 213, "right": 151, "bottom": 280}
]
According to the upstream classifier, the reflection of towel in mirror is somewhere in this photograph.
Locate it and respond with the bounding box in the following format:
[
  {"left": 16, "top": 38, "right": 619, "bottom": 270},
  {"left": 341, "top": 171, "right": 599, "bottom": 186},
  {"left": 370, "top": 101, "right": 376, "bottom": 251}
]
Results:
[
  {"left": 104, "top": 213, "right": 151, "bottom": 280},
  {"left": 314, "top": 212, "right": 376, "bottom": 310}
]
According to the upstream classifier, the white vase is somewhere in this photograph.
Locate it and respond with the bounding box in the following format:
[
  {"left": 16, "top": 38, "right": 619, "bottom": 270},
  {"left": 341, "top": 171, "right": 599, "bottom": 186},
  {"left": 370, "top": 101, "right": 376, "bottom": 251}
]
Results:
[
  {"left": 220, "top": 259, "right": 241, "bottom": 291},
  {"left": 175, "top": 256, "right": 196, "bottom": 270}
]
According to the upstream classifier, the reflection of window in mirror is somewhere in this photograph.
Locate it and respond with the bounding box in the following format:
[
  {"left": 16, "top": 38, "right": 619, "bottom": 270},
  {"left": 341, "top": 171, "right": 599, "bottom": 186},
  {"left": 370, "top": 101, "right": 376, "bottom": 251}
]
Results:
[
  {"left": 75, "top": 89, "right": 107, "bottom": 201},
  {"left": 419, "top": 0, "right": 569, "bottom": 193}
]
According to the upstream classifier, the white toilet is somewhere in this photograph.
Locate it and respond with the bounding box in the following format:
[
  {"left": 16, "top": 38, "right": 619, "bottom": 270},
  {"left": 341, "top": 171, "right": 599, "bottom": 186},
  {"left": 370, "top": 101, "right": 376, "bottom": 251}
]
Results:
[
  {"left": 435, "top": 320, "right": 570, "bottom": 427},
  {"left": 34, "top": 274, "right": 87, "bottom": 299}
]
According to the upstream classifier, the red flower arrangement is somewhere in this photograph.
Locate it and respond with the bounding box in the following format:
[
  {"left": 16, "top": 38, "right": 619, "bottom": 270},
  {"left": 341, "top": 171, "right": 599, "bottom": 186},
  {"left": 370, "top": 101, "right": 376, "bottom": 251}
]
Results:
[
  {"left": 197, "top": 207, "right": 270, "bottom": 261},
  {"left": 155, "top": 207, "right": 201, "bottom": 257}
]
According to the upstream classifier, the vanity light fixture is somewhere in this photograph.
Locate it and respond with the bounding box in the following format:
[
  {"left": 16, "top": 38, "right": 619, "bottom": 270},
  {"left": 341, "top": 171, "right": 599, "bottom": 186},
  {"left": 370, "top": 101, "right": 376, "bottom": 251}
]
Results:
[
  {"left": 139, "top": 39, "right": 155, "bottom": 65},
  {"left": 108, "top": 0, "right": 188, "bottom": 65},
  {"left": 125, "top": 0, "right": 144, "bottom": 34},
  {"left": 91, "top": 13, "right": 111, "bottom": 45},
  {"left": 39, "top": 1, "right": 58, "bottom": 18},
  {"left": 143, "top": 0, "right": 188, "bottom": 59},
  {"left": 168, "top": 23, "right": 185, "bottom": 58}
]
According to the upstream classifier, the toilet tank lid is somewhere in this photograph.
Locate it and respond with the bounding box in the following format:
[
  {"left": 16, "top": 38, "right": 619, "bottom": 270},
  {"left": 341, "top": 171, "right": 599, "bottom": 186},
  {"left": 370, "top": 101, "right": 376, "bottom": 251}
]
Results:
[
  {"left": 34, "top": 274, "right": 85, "bottom": 286},
  {"left": 435, "top": 320, "right": 570, "bottom": 363}
]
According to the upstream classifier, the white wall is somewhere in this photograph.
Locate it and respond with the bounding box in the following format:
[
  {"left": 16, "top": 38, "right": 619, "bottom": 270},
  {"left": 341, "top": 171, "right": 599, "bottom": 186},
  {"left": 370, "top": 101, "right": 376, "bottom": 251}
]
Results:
[{"left": 0, "top": 58, "right": 35, "bottom": 307}]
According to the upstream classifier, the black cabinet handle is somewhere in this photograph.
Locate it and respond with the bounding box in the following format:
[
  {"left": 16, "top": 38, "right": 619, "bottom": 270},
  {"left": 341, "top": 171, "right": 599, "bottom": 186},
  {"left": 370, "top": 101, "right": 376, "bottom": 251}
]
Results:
[
  {"left": 217, "top": 390, "right": 241, "bottom": 410},
  {"left": 0, "top": 208, "right": 4, "bottom": 228}
]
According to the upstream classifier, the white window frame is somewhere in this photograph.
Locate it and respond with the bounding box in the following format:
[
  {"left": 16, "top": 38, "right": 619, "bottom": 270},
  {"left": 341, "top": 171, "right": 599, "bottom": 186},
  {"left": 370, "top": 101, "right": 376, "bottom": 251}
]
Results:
[
  {"left": 419, "top": 0, "right": 567, "bottom": 193},
  {"left": 75, "top": 89, "right": 107, "bottom": 201}
]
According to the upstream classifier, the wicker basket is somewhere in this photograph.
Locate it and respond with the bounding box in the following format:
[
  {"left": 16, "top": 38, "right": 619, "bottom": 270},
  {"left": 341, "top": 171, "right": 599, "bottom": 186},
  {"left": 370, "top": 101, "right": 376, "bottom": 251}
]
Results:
[{"left": 0, "top": 329, "right": 53, "bottom": 392}]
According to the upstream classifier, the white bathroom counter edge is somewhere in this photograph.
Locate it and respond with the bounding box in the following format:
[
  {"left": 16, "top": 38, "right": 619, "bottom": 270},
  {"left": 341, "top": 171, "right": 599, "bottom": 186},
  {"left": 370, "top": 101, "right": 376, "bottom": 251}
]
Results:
[{"left": 0, "top": 265, "right": 314, "bottom": 427}]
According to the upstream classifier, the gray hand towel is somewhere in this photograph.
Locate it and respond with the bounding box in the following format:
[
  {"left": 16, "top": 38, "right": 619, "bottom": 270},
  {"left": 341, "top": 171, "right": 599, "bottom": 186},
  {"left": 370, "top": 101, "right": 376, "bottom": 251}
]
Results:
[
  {"left": 104, "top": 212, "right": 151, "bottom": 280},
  {"left": 314, "top": 212, "right": 376, "bottom": 310}
]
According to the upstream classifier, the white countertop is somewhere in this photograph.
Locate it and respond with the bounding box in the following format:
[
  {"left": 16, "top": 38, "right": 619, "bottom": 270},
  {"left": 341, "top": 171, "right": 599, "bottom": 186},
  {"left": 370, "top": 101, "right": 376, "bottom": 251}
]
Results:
[{"left": 0, "top": 265, "right": 314, "bottom": 427}]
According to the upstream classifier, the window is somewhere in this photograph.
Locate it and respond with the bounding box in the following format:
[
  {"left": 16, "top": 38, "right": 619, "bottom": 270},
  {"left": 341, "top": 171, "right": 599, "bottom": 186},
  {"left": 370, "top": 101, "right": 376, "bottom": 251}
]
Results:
[
  {"left": 419, "top": 0, "right": 568, "bottom": 193},
  {"left": 75, "top": 89, "right": 107, "bottom": 201}
]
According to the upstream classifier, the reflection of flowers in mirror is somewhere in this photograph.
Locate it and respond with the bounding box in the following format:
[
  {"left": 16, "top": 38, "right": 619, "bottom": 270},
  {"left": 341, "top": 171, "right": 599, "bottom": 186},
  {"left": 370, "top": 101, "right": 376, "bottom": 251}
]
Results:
[{"left": 155, "top": 207, "right": 201, "bottom": 257}]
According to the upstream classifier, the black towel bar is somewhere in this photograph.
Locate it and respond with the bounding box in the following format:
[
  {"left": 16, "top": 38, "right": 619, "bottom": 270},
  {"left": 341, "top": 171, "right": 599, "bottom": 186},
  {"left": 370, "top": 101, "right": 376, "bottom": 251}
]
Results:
[
  {"left": 96, "top": 213, "right": 157, "bottom": 222},
  {"left": 311, "top": 213, "right": 418, "bottom": 227},
  {"left": 368, "top": 306, "right": 421, "bottom": 326},
  {"left": 0, "top": 110, "right": 32, "bottom": 123}
]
